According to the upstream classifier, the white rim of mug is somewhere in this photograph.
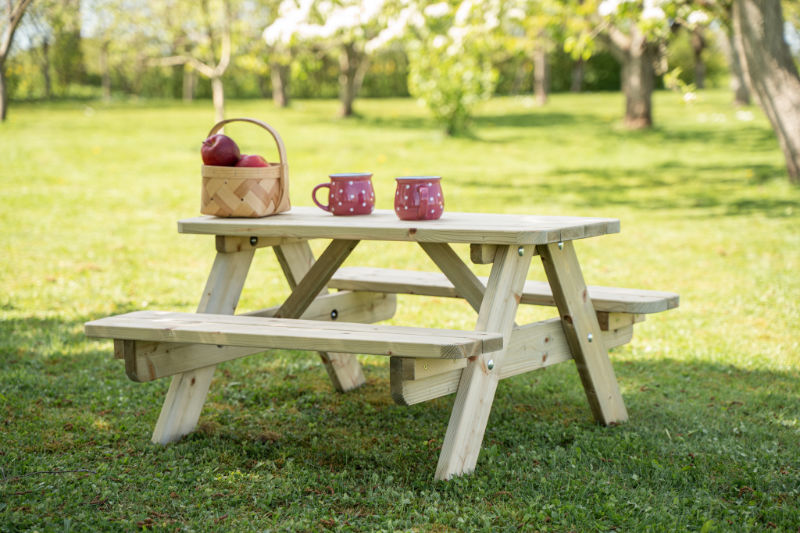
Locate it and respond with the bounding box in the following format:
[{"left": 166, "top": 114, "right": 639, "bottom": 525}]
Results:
[
  {"left": 395, "top": 176, "right": 441, "bottom": 180},
  {"left": 329, "top": 172, "right": 372, "bottom": 179}
]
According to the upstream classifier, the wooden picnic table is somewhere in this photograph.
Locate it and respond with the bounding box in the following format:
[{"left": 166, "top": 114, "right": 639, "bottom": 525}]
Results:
[{"left": 85, "top": 207, "right": 678, "bottom": 480}]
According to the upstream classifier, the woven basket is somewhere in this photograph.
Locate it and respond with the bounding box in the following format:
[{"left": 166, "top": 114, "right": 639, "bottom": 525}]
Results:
[{"left": 200, "top": 118, "right": 290, "bottom": 218}]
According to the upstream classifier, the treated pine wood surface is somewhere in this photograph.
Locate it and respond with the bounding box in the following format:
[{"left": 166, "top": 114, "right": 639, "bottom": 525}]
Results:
[
  {"left": 405, "top": 317, "right": 635, "bottom": 382},
  {"left": 273, "top": 241, "right": 367, "bottom": 392},
  {"left": 434, "top": 245, "right": 534, "bottom": 480},
  {"left": 538, "top": 240, "right": 628, "bottom": 425},
  {"left": 118, "top": 292, "right": 396, "bottom": 383},
  {"left": 393, "top": 321, "right": 635, "bottom": 406},
  {"left": 151, "top": 248, "right": 255, "bottom": 445},
  {"left": 178, "top": 207, "right": 619, "bottom": 245},
  {"left": 329, "top": 267, "right": 679, "bottom": 314},
  {"left": 85, "top": 311, "right": 503, "bottom": 359}
]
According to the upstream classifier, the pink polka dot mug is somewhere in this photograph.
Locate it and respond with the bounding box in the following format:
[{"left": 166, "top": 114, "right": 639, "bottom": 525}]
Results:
[
  {"left": 394, "top": 176, "right": 444, "bottom": 221},
  {"left": 312, "top": 173, "right": 375, "bottom": 216}
]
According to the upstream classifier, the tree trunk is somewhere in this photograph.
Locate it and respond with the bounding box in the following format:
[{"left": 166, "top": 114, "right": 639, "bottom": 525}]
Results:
[
  {"left": 0, "top": 68, "right": 7, "bottom": 121},
  {"left": 339, "top": 42, "right": 368, "bottom": 117},
  {"left": 533, "top": 41, "right": 549, "bottom": 105},
  {"left": 42, "top": 38, "right": 52, "bottom": 99},
  {"left": 211, "top": 75, "right": 225, "bottom": 123},
  {"left": 722, "top": 30, "right": 751, "bottom": 106},
  {"left": 182, "top": 67, "right": 195, "bottom": 102},
  {"left": 571, "top": 58, "right": 584, "bottom": 93},
  {"left": 621, "top": 32, "right": 655, "bottom": 129},
  {"left": 270, "top": 61, "right": 290, "bottom": 108},
  {"left": 690, "top": 28, "right": 706, "bottom": 89},
  {"left": 100, "top": 41, "right": 111, "bottom": 101},
  {"left": 734, "top": 0, "right": 800, "bottom": 183},
  {"left": 0, "top": 0, "right": 34, "bottom": 121}
]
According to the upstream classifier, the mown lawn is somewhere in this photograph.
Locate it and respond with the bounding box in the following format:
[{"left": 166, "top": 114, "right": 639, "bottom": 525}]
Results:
[{"left": 1, "top": 90, "right": 798, "bottom": 531}]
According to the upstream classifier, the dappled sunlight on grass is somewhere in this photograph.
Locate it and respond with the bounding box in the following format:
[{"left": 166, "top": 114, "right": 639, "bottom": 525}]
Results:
[{"left": 1, "top": 90, "right": 799, "bottom": 530}]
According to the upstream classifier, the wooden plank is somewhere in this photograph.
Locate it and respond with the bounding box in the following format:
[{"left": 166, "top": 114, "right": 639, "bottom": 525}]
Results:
[
  {"left": 435, "top": 244, "right": 534, "bottom": 480},
  {"left": 538, "top": 240, "right": 628, "bottom": 426},
  {"left": 419, "top": 242, "right": 485, "bottom": 313},
  {"left": 274, "top": 239, "right": 359, "bottom": 319},
  {"left": 117, "top": 292, "right": 396, "bottom": 382},
  {"left": 406, "top": 317, "right": 633, "bottom": 381},
  {"left": 328, "top": 267, "right": 679, "bottom": 314},
  {"left": 215, "top": 235, "right": 304, "bottom": 253},
  {"left": 596, "top": 312, "right": 644, "bottom": 331},
  {"left": 274, "top": 241, "right": 367, "bottom": 392},
  {"left": 393, "top": 324, "right": 633, "bottom": 405},
  {"left": 178, "top": 207, "right": 620, "bottom": 245},
  {"left": 469, "top": 244, "right": 498, "bottom": 264},
  {"left": 85, "top": 311, "right": 505, "bottom": 359},
  {"left": 150, "top": 248, "right": 254, "bottom": 445},
  {"left": 246, "top": 291, "right": 396, "bottom": 323},
  {"left": 470, "top": 244, "right": 539, "bottom": 264}
]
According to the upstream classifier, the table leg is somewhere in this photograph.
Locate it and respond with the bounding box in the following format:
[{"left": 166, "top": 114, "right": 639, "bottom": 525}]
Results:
[
  {"left": 274, "top": 241, "right": 366, "bottom": 392},
  {"left": 435, "top": 245, "right": 534, "bottom": 480},
  {"left": 151, "top": 248, "right": 255, "bottom": 444},
  {"left": 537, "top": 240, "right": 628, "bottom": 425}
]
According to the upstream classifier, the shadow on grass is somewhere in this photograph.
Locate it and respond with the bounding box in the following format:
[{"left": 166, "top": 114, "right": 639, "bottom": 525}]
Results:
[
  {"left": 458, "top": 160, "right": 794, "bottom": 217},
  {"left": 170, "top": 355, "right": 799, "bottom": 481}
]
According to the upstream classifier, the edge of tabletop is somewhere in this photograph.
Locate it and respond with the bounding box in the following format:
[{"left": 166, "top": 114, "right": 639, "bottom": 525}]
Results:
[{"left": 176, "top": 210, "right": 621, "bottom": 245}]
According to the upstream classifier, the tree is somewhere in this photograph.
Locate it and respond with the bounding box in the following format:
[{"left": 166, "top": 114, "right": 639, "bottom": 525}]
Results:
[
  {"left": 592, "top": 0, "right": 674, "bottom": 129},
  {"left": 264, "top": 0, "right": 395, "bottom": 117},
  {"left": 154, "top": 0, "right": 236, "bottom": 123},
  {"left": 509, "top": 0, "right": 568, "bottom": 105},
  {"left": 733, "top": 0, "right": 800, "bottom": 183},
  {"left": 1, "top": 0, "right": 33, "bottom": 121}
]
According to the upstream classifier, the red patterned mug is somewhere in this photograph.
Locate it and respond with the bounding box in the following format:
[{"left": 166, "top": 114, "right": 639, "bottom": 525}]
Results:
[
  {"left": 312, "top": 173, "right": 375, "bottom": 216},
  {"left": 394, "top": 176, "right": 444, "bottom": 220}
]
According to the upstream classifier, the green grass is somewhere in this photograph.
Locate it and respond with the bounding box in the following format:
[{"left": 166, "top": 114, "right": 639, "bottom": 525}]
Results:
[{"left": 1, "top": 90, "right": 799, "bottom": 531}]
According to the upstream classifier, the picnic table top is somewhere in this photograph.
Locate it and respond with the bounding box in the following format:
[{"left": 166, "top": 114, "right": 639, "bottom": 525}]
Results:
[{"left": 178, "top": 207, "right": 620, "bottom": 245}]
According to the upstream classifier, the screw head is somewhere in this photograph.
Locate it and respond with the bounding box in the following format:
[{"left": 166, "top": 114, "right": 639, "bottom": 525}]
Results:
[
  {"left": 517, "top": 246, "right": 525, "bottom": 256},
  {"left": 487, "top": 359, "right": 495, "bottom": 370},
  {"left": 587, "top": 333, "right": 593, "bottom": 343},
  {"left": 558, "top": 241, "right": 564, "bottom": 250},
  {"left": 249, "top": 236, "right": 258, "bottom": 246},
  {"left": 330, "top": 309, "right": 338, "bottom": 320}
]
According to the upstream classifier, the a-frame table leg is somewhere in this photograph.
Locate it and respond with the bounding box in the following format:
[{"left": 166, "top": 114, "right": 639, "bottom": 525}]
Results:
[
  {"left": 435, "top": 245, "right": 534, "bottom": 480},
  {"left": 538, "top": 240, "right": 628, "bottom": 425},
  {"left": 274, "top": 241, "right": 366, "bottom": 392},
  {"left": 151, "top": 248, "right": 255, "bottom": 444}
]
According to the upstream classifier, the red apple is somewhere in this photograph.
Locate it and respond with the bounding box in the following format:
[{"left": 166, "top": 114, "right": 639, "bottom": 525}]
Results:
[
  {"left": 201, "top": 134, "right": 241, "bottom": 166},
  {"left": 235, "top": 154, "right": 270, "bottom": 167}
]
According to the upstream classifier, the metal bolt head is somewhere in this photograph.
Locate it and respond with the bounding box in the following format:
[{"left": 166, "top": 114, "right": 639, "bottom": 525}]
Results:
[
  {"left": 330, "top": 309, "right": 338, "bottom": 320},
  {"left": 587, "top": 333, "right": 593, "bottom": 343},
  {"left": 487, "top": 359, "right": 495, "bottom": 370},
  {"left": 249, "top": 236, "right": 258, "bottom": 246},
  {"left": 517, "top": 246, "right": 525, "bottom": 256},
  {"left": 558, "top": 241, "right": 564, "bottom": 250}
]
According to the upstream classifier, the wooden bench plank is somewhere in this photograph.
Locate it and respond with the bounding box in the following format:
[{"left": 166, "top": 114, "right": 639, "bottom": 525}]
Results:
[
  {"left": 329, "top": 267, "right": 679, "bottom": 315},
  {"left": 114, "top": 291, "right": 397, "bottom": 382},
  {"left": 85, "top": 310, "right": 503, "bottom": 360},
  {"left": 391, "top": 318, "right": 634, "bottom": 405}
]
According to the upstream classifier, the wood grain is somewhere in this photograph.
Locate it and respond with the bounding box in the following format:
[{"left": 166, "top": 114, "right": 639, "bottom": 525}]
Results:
[
  {"left": 329, "top": 267, "right": 679, "bottom": 314},
  {"left": 538, "top": 240, "right": 628, "bottom": 425},
  {"left": 179, "top": 207, "right": 620, "bottom": 245},
  {"left": 85, "top": 310, "right": 504, "bottom": 359}
]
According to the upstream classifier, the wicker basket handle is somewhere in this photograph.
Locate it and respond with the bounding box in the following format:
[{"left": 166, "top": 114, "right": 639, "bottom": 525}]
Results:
[{"left": 207, "top": 117, "right": 289, "bottom": 208}]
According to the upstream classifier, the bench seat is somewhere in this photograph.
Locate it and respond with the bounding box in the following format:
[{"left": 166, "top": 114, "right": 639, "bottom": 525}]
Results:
[
  {"left": 85, "top": 310, "right": 503, "bottom": 360},
  {"left": 329, "top": 267, "right": 679, "bottom": 314}
]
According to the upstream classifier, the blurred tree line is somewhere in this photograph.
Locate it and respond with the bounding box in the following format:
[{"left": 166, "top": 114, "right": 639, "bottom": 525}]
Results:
[
  {"left": 5, "top": 3, "right": 730, "bottom": 104},
  {"left": 3, "top": 0, "right": 799, "bottom": 181}
]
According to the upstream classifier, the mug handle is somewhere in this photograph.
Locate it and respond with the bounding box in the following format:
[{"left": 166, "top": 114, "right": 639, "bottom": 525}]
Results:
[
  {"left": 418, "top": 186, "right": 429, "bottom": 219},
  {"left": 312, "top": 183, "right": 332, "bottom": 212}
]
